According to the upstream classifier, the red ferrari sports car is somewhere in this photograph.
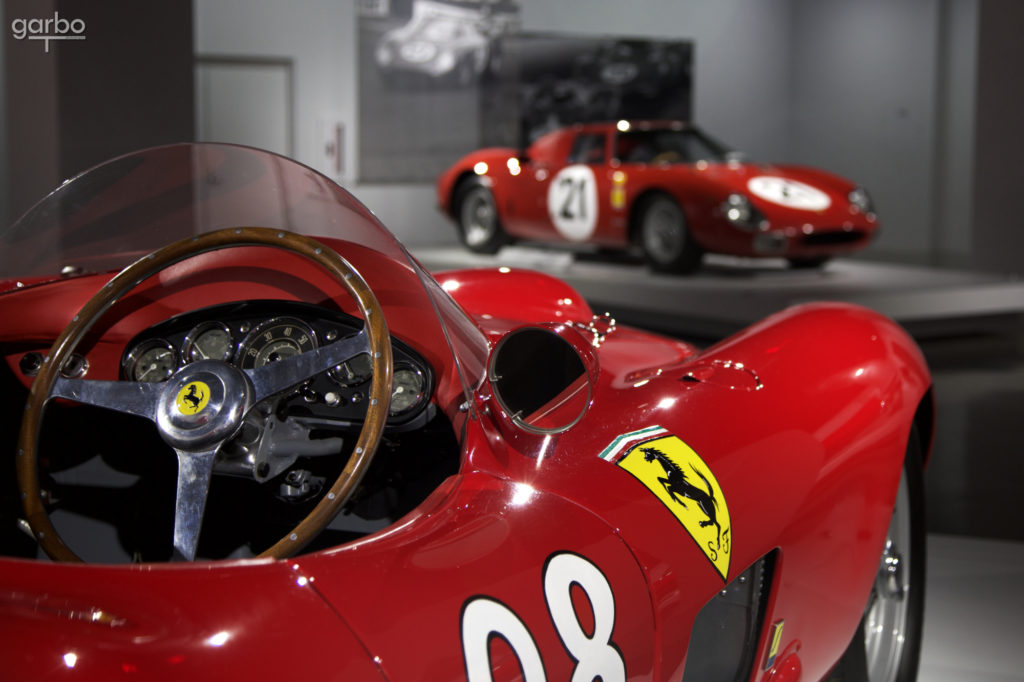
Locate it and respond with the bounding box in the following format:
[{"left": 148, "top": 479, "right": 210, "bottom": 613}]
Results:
[
  {"left": 0, "top": 144, "right": 929, "bottom": 681},
  {"left": 437, "top": 121, "right": 880, "bottom": 272}
]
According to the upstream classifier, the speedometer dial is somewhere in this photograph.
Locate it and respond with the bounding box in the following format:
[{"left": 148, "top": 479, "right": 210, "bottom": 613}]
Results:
[{"left": 237, "top": 318, "right": 317, "bottom": 369}]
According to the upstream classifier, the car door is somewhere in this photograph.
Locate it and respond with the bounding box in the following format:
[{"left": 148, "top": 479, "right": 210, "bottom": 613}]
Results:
[{"left": 504, "top": 130, "right": 616, "bottom": 246}]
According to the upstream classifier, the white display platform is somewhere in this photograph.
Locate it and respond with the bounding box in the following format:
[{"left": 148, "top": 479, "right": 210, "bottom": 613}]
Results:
[{"left": 413, "top": 245, "right": 1024, "bottom": 339}]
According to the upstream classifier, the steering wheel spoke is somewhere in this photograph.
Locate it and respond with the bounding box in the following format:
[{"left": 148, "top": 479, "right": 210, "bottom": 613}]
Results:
[
  {"left": 51, "top": 376, "right": 162, "bottom": 421},
  {"left": 171, "top": 447, "right": 218, "bottom": 562},
  {"left": 246, "top": 329, "right": 372, "bottom": 404}
]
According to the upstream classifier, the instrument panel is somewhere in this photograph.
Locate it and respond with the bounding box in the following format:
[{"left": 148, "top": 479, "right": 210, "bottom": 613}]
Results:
[{"left": 120, "top": 301, "right": 433, "bottom": 429}]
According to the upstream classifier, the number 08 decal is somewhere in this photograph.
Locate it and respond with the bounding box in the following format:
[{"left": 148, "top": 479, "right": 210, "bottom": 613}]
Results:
[{"left": 461, "top": 552, "right": 625, "bottom": 682}]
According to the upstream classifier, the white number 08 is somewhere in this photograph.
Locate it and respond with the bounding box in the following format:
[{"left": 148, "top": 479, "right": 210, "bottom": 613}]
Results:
[{"left": 461, "top": 552, "right": 625, "bottom": 682}]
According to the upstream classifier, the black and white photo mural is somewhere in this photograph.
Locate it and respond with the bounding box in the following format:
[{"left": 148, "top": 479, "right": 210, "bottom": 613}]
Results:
[{"left": 358, "top": 1, "right": 691, "bottom": 182}]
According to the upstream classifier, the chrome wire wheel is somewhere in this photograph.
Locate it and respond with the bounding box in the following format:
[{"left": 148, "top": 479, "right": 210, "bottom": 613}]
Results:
[
  {"left": 636, "top": 194, "right": 701, "bottom": 273},
  {"left": 461, "top": 186, "right": 496, "bottom": 248},
  {"left": 640, "top": 197, "right": 685, "bottom": 265},
  {"left": 454, "top": 180, "right": 508, "bottom": 254},
  {"left": 864, "top": 470, "right": 912, "bottom": 682},
  {"left": 831, "top": 426, "right": 925, "bottom": 682}
]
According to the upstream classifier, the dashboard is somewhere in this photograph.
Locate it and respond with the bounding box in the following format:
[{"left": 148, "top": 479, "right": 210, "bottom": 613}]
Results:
[{"left": 120, "top": 300, "right": 434, "bottom": 430}]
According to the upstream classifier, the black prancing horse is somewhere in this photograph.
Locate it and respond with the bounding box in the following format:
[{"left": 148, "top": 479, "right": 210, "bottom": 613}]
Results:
[
  {"left": 183, "top": 383, "right": 205, "bottom": 411},
  {"left": 641, "top": 446, "right": 722, "bottom": 549}
]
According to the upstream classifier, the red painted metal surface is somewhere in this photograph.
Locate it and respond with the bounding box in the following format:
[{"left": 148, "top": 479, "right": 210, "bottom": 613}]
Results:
[{"left": 0, "top": 143, "right": 930, "bottom": 681}]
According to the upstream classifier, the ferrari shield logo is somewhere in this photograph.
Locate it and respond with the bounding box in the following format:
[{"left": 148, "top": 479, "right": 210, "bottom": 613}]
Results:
[
  {"left": 614, "top": 432, "right": 731, "bottom": 580},
  {"left": 175, "top": 381, "right": 210, "bottom": 416}
]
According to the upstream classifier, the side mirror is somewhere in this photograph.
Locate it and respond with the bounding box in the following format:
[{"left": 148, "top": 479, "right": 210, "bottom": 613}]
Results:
[{"left": 488, "top": 325, "right": 595, "bottom": 434}]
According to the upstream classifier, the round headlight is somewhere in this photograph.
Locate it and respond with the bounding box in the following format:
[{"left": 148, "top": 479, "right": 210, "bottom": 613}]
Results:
[
  {"left": 721, "top": 193, "right": 767, "bottom": 231},
  {"left": 848, "top": 187, "right": 873, "bottom": 214}
]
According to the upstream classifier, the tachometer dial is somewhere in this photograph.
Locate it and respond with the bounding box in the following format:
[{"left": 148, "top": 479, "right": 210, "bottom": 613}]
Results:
[
  {"left": 182, "top": 322, "right": 234, "bottom": 363},
  {"left": 125, "top": 339, "right": 176, "bottom": 382},
  {"left": 237, "top": 318, "right": 316, "bottom": 369},
  {"left": 390, "top": 366, "right": 425, "bottom": 415}
]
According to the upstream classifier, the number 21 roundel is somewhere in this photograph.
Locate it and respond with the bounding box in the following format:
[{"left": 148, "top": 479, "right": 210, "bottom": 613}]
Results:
[{"left": 548, "top": 165, "right": 598, "bottom": 242}]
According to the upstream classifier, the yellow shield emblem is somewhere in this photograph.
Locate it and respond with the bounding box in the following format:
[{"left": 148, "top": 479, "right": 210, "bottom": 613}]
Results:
[{"left": 617, "top": 434, "right": 731, "bottom": 580}]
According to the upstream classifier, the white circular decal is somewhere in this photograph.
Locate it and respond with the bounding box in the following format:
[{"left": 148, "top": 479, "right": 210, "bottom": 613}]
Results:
[
  {"left": 548, "top": 165, "right": 599, "bottom": 242},
  {"left": 747, "top": 176, "right": 831, "bottom": 211}
]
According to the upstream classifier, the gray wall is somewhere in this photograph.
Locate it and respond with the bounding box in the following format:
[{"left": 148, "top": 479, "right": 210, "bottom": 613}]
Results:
[
  {"left": 4, "top": 0, "right": 997, "bottom": 269},
  {"left": 790, "top": 0, "right": 977, "bottom": 266},
  {"left": 193, "top": 0, "right": 982, "bottom": 264},
  {"left": 970, "top": 1, "right": 1024, "bottom": 275},
  {"left": 3, "top": 0, "right": 194, "bottom": 224},
  {"left": 192, "top": 0, "right": 803, "bottom": 247}
]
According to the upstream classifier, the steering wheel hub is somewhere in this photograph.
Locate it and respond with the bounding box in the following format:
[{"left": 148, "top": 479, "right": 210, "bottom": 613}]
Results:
[{"left": 156, "top": 360, "right": 253, "bottom": 451}]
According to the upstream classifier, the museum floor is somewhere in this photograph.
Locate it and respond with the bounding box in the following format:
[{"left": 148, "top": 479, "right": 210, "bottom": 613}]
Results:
[{"left": 921, "top": 535, "right": 1024, "bottom": 682}]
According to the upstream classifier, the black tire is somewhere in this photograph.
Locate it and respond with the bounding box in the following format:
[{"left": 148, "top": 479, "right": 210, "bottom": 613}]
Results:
[
  {"left": 454, "top": 179, "right": 509, "bottom": 255},
  {"left": 829, "top": 425, "right": 926, "bottom": 682},
  {"left": 787, "top": 256, "right": 832, "bottom": 269},
  {"left": 635, "top": 194, "right": 702, "bottom": 274}
]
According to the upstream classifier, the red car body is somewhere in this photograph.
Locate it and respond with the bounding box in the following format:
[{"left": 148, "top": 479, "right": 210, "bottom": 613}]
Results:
[
  {"left": 0, "top": 144, "right": 929, "bottom": 681},
  {"left": 437, "top": 121, "right": 880, "bottom": 272}
]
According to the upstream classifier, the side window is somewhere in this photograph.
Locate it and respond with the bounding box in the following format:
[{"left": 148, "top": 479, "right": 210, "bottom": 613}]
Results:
[{"left": 568, "top": 133, "right": 607, "bottom": 165}]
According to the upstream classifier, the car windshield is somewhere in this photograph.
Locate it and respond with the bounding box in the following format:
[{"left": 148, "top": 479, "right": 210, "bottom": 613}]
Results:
[
  {"left": 614, "top": 127, "right": 734, "bottom": 164},
  {"left": 0, "top": 142, "right": 488, "bottom": 401}
]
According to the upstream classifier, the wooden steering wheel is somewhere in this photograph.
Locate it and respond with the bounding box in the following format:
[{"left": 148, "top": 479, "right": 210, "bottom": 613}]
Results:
[{"left": 16, "top": 227, "right": 393, "bottom": 562}]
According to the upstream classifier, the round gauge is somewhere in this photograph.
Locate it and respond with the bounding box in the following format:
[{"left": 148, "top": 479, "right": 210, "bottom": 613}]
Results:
[
  {"left": 182, "top": 322, "right": 234, "bottom": 363},
  {"left": 237, "top": 318, "right": 316, "bottom": 369},
  {"left": 390, "top": 366, "right": 425, "bottom": 415},
  {"left": 329, "top": 352, "right": 372, "bottom": 387},
  {"left": 125, "top": 339, "right": 176, "bottom": 382},
  {"left": 60, "top": 353, "right": 90, "bottom": 379}
]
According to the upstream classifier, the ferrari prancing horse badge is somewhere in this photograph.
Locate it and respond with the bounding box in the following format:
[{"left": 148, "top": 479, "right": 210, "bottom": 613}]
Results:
[{"left": 600, "top": 427, "right": 732, "bottom": 580}]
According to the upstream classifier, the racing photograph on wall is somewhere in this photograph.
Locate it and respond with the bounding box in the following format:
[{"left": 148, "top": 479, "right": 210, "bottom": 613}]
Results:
[{"left": 358, "top": 1, "right": 691, "bottom": 182}]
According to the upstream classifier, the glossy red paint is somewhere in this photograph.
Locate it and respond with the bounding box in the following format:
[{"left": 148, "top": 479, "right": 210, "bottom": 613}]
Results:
[
  {"left": 0, "top": 144, "right": 930, "bottom": 681},
  {"left": 437, "top": 121, "right": 880, "bottom": 266}
]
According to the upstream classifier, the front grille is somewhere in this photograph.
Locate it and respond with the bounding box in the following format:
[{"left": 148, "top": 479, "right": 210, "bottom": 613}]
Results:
[{"left": 801, "top": 230, "right": 866, "bottom": 247}]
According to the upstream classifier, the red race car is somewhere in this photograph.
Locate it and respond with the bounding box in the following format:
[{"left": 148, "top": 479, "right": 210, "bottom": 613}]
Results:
[
  {"left": 0, "top": 144, "right": 929, "bottom": 681},
  {"left": 437, "top": 121, "right": 880, "bottom": 272}
]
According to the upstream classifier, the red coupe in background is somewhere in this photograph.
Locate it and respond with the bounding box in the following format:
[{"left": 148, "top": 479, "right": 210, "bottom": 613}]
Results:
[
  {"left": 0, "top": 143, "right": 927, "bottom": 681},
  {"left": 437, "top": 121, "right": 879, "bottom": 272}
]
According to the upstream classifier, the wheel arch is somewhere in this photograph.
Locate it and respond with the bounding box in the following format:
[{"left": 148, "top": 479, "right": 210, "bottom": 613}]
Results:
[
  {"left": 446, "top": 170, "right": 479, "bottom": 216},
  {"left": 912, "top": 386, "right": 935, "bottom": 468}
]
